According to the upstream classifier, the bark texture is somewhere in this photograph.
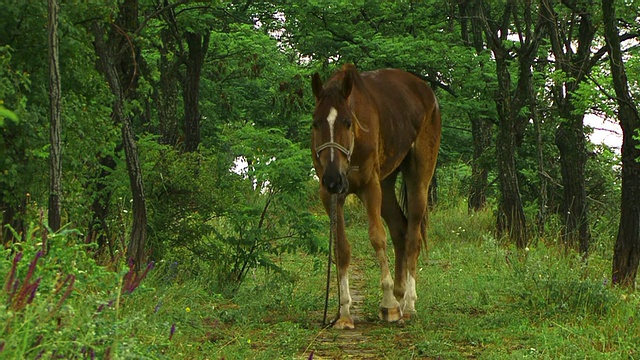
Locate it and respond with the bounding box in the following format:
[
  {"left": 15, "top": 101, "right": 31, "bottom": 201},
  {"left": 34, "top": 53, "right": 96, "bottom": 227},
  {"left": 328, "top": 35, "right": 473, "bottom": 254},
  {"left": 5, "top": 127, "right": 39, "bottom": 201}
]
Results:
[
  {"left": 48, "top": 0, "right": 62, "bottom": 233},
  {"left": 602, "top": 0, "right": 640, "bottom": 288},
  {"left": 542, "top": 0, "right": 595, "bottom": 254},
  {"left": 92, "top": 10, "right": 148, "bottom": 267},
  {"left": 183, "top": 32, "right": 210, "bottom": 152}
]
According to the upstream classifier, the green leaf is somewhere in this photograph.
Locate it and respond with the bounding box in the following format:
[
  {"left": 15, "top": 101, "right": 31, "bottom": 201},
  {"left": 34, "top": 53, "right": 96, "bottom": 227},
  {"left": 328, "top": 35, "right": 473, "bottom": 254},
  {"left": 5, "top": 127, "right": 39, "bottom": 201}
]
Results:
[{"left": 0, "top": 105, "right": 18, "bottom": 125}]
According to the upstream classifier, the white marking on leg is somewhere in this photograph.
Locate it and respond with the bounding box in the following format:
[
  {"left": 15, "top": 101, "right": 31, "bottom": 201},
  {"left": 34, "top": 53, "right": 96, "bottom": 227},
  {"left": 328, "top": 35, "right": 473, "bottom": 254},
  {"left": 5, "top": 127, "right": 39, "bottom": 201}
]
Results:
[
  {"left": 380, "top": 273, "right": 399, "bottom": 309},
  {"left": 403, "top": 272, "right": 417, "bottom": 314},
  {"left": 339, "top": 273, "right": 352, "bottom": 318},
  {"left": 327, "top": 107, "right": 338, "bottom": 161}
]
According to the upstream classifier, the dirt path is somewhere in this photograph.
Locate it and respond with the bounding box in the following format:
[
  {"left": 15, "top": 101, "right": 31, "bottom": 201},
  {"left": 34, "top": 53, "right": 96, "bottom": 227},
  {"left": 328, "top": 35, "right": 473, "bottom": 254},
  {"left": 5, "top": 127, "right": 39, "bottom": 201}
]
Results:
[{"left": 306, "top": 257, "right": 390, "bottom": 360}]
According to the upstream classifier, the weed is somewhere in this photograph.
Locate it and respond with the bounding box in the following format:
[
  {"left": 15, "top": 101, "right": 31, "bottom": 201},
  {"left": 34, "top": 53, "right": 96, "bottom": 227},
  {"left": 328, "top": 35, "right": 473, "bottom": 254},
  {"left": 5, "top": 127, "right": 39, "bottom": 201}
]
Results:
[{"left": 2, "top": 200, "right": 638, "bottom": 359}]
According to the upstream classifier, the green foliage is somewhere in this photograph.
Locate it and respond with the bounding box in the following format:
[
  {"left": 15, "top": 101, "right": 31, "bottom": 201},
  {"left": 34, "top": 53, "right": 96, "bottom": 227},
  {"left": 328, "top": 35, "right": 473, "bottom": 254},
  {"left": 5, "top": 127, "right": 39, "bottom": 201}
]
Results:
[
  {"left": 434, "top": 162, "right": 474, "bottom": 209},
  {"left": 2, "top": 191, "right": 639, "bottom": 359},
  {"left": 140, "top": 124, "right": 322, "bottom": 295},
  {"left": 410, "top": 203, "right": 638, "bottom": 359},
  {"left": 0, "top": 220, "right": 153, "bottom": 358},
  {"left": 0, "top": 106, "right": 18, "bottom": 127},
  {"left": 1, "top": 0, "right": 638, "bottom": 357},
  {"left": 508, "top": 245, "right": 617, "bottom": 318}
]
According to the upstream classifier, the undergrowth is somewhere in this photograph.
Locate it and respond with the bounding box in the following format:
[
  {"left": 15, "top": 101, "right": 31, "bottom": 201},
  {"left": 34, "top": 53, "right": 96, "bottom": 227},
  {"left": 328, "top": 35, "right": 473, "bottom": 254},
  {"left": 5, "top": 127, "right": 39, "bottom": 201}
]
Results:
[{"left": 2, "top": 200, "right": 639, "bottom": 359}]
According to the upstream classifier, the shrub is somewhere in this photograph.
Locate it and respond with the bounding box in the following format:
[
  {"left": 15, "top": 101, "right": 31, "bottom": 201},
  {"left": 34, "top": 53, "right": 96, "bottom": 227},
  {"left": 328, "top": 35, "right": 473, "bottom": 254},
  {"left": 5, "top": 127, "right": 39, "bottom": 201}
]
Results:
[{"left": 1, "top": 219, "right": 152, "bottom": 358}]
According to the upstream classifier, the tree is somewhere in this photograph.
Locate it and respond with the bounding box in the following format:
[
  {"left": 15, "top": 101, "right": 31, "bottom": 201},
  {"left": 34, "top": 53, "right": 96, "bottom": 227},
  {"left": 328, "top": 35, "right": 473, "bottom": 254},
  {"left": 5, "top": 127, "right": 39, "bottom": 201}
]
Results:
[
  {"left": 476, "top": 0, "right": 546, "bottom": 247},
  {"left": 458, "top": 0, "right": 494, "bottom": 212},
  {"left": 602, "top": 0, "right": 640, "bottom": 288},
  {"left": 541, "top": 0, "right": 602, "bottom": 254},
  {"left": 48, "top": 0, "right": 62, "bottom": 233},
  {"left": 91, "top": 0, "right": 148, "bottom": 267},
  {"left": 183, "top": 30, "right": 210, "bottom": 152},
  {"left": 156, "top": 9, "right": 181, "bottom": 146}
]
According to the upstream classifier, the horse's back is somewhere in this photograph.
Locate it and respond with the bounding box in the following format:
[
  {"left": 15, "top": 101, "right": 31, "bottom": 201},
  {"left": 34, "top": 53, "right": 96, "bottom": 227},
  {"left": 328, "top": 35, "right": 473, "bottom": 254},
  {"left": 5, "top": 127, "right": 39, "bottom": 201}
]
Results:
[{"left": 359, "top": 69, "right": 439, "bottom": 177}]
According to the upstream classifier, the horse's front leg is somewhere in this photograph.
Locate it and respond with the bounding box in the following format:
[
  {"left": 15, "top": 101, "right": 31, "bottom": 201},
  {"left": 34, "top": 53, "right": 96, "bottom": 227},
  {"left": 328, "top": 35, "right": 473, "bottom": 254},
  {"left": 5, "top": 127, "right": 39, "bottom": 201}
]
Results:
[
  {"left": 322, "top": 192, "right": 354, "bottom": 329},
  {"left": 359, "top": 179, "right": 402, "bottom": 322}
]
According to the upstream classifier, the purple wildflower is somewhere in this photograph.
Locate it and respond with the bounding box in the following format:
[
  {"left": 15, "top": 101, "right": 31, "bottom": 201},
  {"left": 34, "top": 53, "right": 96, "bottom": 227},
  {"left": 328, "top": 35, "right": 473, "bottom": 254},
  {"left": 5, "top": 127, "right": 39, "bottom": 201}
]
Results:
[
  {"left": 9, "top": 252, "right": 43, "bottom": 311},
  {"left": 169, "top": 324, "right": 176, "bottom": 341},
  {"left": 96, "top": 295, "right": 116, "bottom": 314},
  {"left": 4, "top": 252, "right": 23, "bottom": 293},
  {"left": 123, "top": 260, "right": 154, "bottom": 294},
  {"left": 27, "top": 277, "right": 42, "bottom": 304}
]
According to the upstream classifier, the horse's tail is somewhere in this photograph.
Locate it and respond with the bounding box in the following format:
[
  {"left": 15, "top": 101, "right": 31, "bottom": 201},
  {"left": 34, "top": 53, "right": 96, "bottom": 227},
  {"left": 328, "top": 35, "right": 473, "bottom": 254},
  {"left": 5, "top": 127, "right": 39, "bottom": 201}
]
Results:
[{"left": 399, "top": 179, "right": 429, "bottom": 254}]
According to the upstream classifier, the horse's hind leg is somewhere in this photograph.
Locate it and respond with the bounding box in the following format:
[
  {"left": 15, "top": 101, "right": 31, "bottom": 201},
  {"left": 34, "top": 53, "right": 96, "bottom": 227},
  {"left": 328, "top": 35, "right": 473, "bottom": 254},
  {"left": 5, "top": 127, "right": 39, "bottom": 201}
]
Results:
[
  {"left": 358, "top": 176, "right": 402, "bottom": 322},
  {"left": 398, "top": 173, "right": 426, "bottom": 318},
  {"left": 380, "top": 173, "right": 409, "bottom": 312},
  {"left": 400, "top": 118, "right": 440, "bottom": 318}
]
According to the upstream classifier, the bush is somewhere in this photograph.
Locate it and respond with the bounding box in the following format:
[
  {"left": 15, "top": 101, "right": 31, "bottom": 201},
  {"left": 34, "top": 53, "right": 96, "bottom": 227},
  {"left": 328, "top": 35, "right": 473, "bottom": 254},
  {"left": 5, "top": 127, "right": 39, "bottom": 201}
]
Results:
[
  {"left": 141, "top": 125, "right": 323, "bottom": 295},
  {"left": 1, "top": 220, "right": 152, "bottom": 358},
  {"left": 507, "top": 245, "right": 618, "bottom": 318}
]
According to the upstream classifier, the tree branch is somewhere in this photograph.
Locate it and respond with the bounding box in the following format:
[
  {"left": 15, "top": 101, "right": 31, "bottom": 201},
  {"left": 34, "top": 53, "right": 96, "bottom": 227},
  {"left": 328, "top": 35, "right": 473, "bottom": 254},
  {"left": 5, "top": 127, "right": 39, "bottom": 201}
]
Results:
[{"left": 135, "top": 0, "right": 190, "bottom": 36}]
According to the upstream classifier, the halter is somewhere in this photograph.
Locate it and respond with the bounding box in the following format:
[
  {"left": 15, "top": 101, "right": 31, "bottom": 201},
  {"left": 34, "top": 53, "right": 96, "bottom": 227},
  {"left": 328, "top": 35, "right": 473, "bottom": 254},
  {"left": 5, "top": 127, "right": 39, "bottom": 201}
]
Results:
[
  {"left": 315, "top": 130, "right": 355, "bottom": 162},
  {"left": 315, "top": 111, "right": 367, "bottom": 163}
]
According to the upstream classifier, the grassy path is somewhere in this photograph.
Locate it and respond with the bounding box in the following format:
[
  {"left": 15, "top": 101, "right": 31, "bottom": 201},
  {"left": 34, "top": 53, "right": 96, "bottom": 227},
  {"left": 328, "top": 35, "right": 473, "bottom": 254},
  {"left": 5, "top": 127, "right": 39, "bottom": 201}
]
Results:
[
  {"left": 113, "top": 205, "right": 640, "bottom": 359},
  {"left": 308, "top": 256, "right": 390, "bottom": 360}
]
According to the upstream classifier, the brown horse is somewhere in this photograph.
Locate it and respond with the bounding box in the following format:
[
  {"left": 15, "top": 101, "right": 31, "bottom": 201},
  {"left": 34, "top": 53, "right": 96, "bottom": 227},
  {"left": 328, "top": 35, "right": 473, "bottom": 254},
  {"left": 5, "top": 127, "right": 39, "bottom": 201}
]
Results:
[{"left": 311, "top": 64, "right": 441, "bottom": 329}]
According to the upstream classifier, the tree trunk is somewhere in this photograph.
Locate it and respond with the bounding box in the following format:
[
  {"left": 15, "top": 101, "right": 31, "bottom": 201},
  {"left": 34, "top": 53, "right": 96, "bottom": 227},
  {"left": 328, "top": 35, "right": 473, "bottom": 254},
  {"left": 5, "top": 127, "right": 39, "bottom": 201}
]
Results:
[
  {"left": 88, "top": 154, "right": 117, "bottom": 259},
  {"left": 555, "top": 117, "right": 590, "bottom": 253},
  {"left": 542, "top": 0, "right": 595, "bottom": 255},
  {"left": 2, "top": 200, "right": 26, "bottom": 244},
  {"left": 48, "top": 0, "right": 62, "bottom": 233},
  {"left": 494, "top": 56, "right": 527, "bottom": 248},
  {"left": 183, "top": 32, "right": 210, "bottom": 152},
  {"left": 603, "top": 0, "right": 640, "bottom": 288},
  {"left": 468, "top": 116, "right": 492, "bottom": 212},
  {"left": 531, "top": 75, "right": 547, "bottom": 234},
  {"left": 477, "top": 0, "right": 545, "bottom": 247},
  {"left": 158, "top": 26, "right": 180, "bottom": 146},
  {"left": 92, "top": 21, "right": 148, "bottom": 267},
  {"left": 464, "top": 0, "right": 492, "bottom": 212}
]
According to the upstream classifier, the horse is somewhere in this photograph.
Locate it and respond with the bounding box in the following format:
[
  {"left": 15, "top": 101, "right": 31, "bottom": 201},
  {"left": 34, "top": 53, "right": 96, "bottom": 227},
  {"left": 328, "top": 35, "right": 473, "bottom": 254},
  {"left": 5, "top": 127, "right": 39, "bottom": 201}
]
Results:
[{"left": 311, "top": 64, "right": 441, "bottom": 329}]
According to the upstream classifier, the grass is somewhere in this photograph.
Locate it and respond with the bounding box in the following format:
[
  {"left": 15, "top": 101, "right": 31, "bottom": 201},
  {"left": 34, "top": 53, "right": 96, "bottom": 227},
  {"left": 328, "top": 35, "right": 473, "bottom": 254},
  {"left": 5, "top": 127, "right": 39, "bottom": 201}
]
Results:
[{"left": 2, "top": 201, "right": 640, "bottom": 359}]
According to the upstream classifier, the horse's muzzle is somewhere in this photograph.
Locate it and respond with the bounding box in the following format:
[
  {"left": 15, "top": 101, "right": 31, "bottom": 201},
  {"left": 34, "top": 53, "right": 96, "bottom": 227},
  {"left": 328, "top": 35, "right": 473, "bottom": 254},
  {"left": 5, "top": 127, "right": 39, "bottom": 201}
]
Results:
[{"left": 322, "top": 171, "right": 348, "bottom": 194}]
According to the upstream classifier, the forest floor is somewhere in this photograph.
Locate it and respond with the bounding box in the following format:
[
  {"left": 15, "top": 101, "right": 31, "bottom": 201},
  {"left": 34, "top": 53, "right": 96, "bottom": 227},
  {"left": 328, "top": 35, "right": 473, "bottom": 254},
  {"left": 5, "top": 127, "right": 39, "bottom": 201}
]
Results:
[
  {"left": 202, "top": 203, "right": 639, "bottom": 359},
  {"left": 308, "top": 255, "right": 405, "bottom": 360},
  {"left": 7, "top": 202, "right": 638, "bottom": 359}
]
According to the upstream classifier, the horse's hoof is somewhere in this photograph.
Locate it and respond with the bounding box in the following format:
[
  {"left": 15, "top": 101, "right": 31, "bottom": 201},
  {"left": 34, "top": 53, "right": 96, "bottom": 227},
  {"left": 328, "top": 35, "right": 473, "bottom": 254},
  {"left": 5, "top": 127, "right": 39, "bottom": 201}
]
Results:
[
  {"left": 402, "top": 310, "right": 414, "bottom": 320},
  {"left": 333, "top": 316, "right": 355, "bottom": 330},
  {"left": 379, "top": 306, "right": 402, "bottom": 322}
]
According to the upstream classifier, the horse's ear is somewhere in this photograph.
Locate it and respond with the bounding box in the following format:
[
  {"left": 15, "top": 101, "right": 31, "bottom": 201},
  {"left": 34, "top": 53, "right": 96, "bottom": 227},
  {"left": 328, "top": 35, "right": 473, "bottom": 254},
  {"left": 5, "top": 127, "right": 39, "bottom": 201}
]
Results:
[
  {"left": 311, "top": 72, "right": 323, "bottom": 100},
  {"left": 342, "top": 70, "right": 353, "bottom": 98}
]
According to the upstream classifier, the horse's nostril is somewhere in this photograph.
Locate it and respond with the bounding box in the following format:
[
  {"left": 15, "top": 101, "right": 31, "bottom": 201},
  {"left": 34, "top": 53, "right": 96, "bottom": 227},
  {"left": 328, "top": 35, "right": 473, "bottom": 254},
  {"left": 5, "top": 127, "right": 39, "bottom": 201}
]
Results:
[{"left": 323, "top": 173, "right": 343, "bottom": 193}]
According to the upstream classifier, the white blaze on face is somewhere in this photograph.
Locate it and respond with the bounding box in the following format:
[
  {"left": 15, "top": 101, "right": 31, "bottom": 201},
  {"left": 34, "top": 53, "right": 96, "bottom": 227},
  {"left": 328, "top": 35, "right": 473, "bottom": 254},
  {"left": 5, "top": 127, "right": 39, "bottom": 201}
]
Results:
[{"left": 327, "top": 107, "right": 338, "bottom": 161}]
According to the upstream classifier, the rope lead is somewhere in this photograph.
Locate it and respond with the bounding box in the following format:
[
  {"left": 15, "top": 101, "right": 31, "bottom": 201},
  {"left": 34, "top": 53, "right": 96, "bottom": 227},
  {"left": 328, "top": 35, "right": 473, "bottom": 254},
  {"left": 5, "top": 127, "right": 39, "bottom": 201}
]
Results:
[{"left": 322, "top": 194, "right": 339, "bottom": 326}]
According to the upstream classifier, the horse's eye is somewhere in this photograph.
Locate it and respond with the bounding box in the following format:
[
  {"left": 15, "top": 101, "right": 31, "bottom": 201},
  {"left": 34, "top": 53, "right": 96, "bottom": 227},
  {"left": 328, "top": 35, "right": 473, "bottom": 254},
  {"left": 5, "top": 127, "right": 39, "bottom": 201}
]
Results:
[
  {"left": 344, "top": 119, "right": 352, "bottom": 128},
  {"left": 312, "top": 121, "right": 319, "bottom": 129}
]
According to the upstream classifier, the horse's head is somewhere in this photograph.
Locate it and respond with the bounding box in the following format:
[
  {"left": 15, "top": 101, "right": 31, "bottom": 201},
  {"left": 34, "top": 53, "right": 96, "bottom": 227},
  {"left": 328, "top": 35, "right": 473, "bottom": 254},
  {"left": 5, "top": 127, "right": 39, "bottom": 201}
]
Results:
[{"left": 311, "top": 68, "right": 356, "bottom": 195}]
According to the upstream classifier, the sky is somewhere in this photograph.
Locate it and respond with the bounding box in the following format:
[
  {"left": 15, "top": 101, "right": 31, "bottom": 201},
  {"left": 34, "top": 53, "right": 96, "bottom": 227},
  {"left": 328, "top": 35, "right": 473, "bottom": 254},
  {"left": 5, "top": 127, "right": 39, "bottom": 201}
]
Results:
[{"left": 584, "top": 114, "right": 622, "bottom": 151}]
